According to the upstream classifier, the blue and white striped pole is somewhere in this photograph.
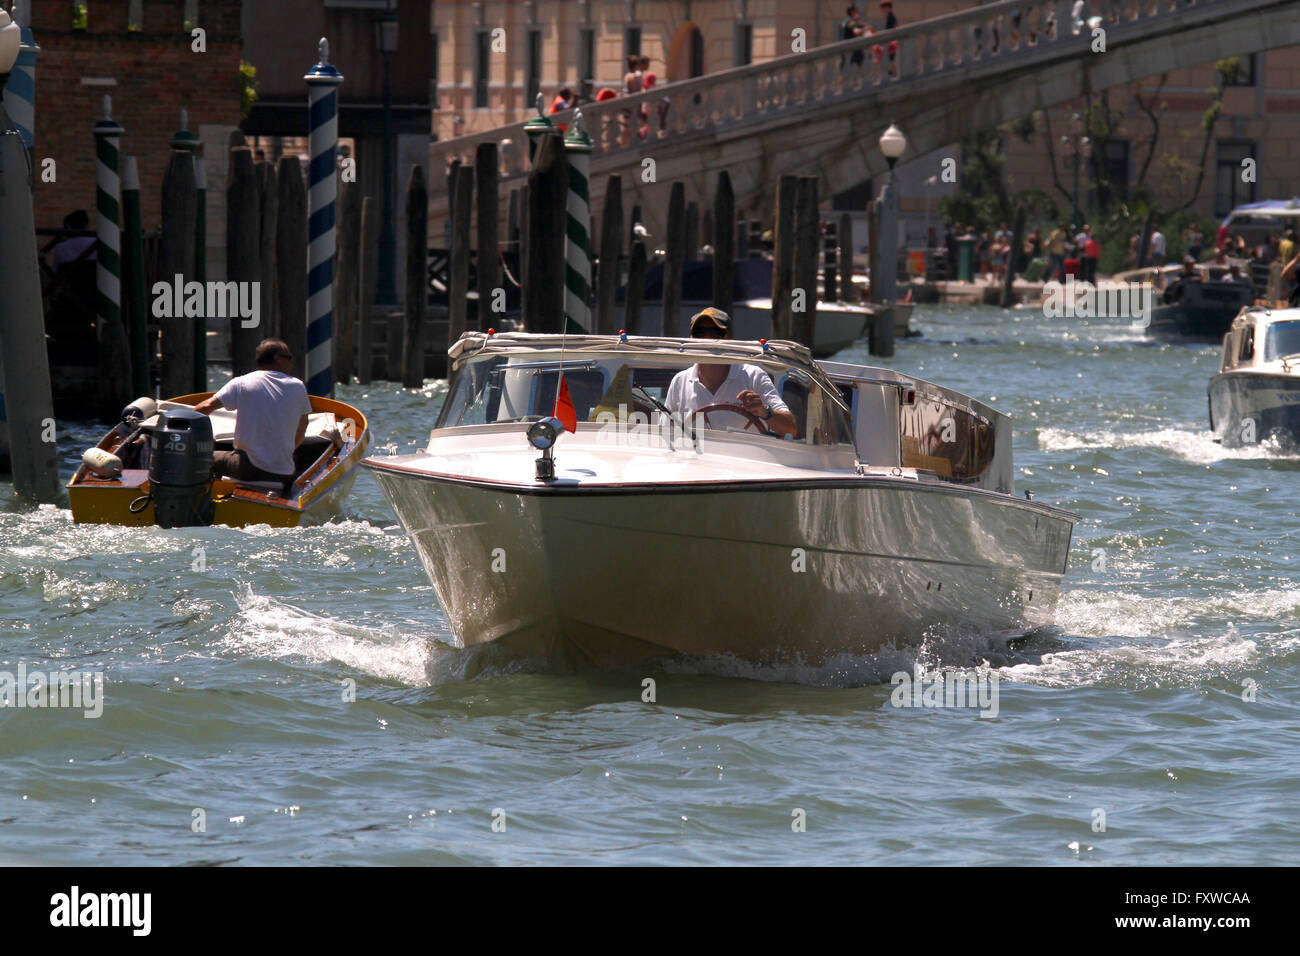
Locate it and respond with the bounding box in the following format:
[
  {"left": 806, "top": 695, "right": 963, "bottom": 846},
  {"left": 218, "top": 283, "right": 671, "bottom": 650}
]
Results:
[
  {"left": 93, "top": 95, "right": 123, "bottom": 347},
  {"left": 7, "top": 0, "right": 37, "bottom": 152},
  {"left": 304, "top": 37, "right": 342, "bottom": 397}
]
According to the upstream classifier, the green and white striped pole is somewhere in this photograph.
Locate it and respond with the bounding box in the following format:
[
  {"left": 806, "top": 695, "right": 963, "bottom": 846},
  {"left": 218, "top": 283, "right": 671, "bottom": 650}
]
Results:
[
  {"left": 563, "top": 111, "right": 592, "bottom": 333},
  {"left": 93, "top": 95, "right": 123, "bottom": 349}
]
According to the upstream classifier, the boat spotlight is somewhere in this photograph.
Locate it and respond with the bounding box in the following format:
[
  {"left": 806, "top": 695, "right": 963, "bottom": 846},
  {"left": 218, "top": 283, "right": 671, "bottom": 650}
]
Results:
[{"left": 527, "top": 416, "right": 565, "bottom": 481}]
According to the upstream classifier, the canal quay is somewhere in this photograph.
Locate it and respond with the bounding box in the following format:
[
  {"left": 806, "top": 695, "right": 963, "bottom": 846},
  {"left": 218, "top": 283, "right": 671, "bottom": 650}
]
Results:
[{"left": 1, "top": 0, "right": 1298, "bottom": 892}]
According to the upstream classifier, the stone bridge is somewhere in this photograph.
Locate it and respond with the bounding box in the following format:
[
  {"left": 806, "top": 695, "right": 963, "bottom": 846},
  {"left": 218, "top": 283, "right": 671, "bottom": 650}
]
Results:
[{"left": 427, "top": 0, "right": 1300, "bottom": 238}]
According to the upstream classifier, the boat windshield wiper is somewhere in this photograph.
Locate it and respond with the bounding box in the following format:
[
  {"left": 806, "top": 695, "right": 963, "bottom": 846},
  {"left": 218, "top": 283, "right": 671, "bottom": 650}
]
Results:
[
  {"left": 632, "top": 384, "right": 671, "bottom": 417},
  {"left": 1279, "top": 352, "right": 1300, "bottom": 371},
  {"left": 631, "top": 384, "right": 687, "bottom": 451}
]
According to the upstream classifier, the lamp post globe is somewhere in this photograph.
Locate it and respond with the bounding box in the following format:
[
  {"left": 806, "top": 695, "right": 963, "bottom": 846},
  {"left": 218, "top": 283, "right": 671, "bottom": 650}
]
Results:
[
  {"left": 879, "top": 123, "right": 906, "bottom": 172},
  {"left": 0, "top": 12, "right": 19, "bottom": 75}
]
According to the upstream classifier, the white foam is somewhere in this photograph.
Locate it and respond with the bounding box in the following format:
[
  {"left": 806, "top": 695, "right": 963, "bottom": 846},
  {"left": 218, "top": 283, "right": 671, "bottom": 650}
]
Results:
[
  {"left": 1036, "top": 424, "right": 1300, "bottom": 464},
  {"left": 220, "top": 583, "right": 441, "bottom": 686}
]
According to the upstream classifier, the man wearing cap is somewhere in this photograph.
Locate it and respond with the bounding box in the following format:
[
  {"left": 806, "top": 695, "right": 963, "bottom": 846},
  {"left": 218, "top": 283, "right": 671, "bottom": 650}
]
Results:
[{"left": 664, "top": 308, "right": 799, "bottom": 438}]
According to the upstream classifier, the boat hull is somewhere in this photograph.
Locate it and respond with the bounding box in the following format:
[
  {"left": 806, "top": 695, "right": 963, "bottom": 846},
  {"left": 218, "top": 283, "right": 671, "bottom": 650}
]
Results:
[
  {"left": 367, "top": 466, "right": 1075, "bottom": 667},
  {"left": 1208, "top": 371, "right": 1300, "bottom": 447}
]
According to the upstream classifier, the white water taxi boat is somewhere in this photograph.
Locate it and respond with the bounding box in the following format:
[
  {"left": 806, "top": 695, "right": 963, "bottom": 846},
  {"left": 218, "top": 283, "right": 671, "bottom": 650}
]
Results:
[
  {"left": 363, "top": 332, "right": 1076, "bottom": 667},
  {"left": 1209, "top": 306, "right": 1300, "bottom": 448}
]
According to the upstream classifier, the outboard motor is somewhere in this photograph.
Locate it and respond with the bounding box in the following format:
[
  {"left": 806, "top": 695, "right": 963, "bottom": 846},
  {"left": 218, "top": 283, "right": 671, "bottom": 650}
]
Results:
[{"left": 147, "top": 409, "right": 215, "bottom": 528}]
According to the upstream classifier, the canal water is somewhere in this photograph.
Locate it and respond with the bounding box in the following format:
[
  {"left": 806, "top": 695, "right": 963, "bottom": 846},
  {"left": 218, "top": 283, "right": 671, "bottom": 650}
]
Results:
[{"left": 2, "top": 304, "right": 1297, "bottom": 865}]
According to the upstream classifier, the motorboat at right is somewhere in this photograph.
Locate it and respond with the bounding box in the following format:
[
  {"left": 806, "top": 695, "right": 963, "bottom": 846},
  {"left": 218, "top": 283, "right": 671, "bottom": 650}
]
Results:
[
  {"left": 1208, "top": 306, "right": 1300, "bottom": 448},
  {"left": 1145, "top": 264, "right": 1256, "bottom": 343}
]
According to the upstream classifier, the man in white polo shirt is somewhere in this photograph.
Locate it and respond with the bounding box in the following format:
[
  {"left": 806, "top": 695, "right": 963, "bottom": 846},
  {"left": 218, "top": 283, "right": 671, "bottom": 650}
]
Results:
[
  {"left": 664, "top": 308, "right": 798, "bottom": 438},
  {"left": 194, "top": 338, "right": 313, "bottom": 490}
]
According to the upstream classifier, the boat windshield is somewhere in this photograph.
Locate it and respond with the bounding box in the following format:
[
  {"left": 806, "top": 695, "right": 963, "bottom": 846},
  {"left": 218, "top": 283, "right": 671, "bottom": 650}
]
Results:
[
  {"left": 436, "top": 352, "right": 854, "bottom": 446},
  {"left": 1264, "top": 321, "right": 1300, "bottom": 361}
]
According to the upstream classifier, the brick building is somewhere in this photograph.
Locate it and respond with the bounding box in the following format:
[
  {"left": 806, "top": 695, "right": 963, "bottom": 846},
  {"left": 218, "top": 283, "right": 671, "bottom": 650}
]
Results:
[{"left": 23, "top": 0, "right": 243, "bottom": 248}]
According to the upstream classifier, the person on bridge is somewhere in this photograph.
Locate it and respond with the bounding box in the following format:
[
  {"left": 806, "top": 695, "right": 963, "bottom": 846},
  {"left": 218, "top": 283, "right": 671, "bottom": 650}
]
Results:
[{"left": 841, "top": 5, "right": 867, "bottom": 66}]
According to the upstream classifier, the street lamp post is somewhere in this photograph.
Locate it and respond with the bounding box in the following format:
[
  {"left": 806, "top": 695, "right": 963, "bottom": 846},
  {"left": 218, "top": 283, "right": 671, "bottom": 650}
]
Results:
[
  {"left": 1061, "top": 111, "right": 1091, "bottom": 229},
  {"left": 875, "top": 122, "right": 906, "bottom": 305},
  {"left": 873, "top": 123, "right": 906, "bottom": 358},
  {"left": 375, "top": 8, "right": 399, "bottom": 305}
]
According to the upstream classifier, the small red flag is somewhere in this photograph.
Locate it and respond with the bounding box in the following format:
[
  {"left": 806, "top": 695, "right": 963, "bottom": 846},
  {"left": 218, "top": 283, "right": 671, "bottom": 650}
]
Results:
[{"left": 553, "top": 374, "right": 577, "bottom": 434}]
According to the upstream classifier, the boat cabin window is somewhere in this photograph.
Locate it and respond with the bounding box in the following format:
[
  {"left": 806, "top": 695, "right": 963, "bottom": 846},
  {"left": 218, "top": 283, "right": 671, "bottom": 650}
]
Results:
[
  {"left": 1264, "top": 320, "right": 1300, "bottom": 362},
  {"left": 1238, "top": 326, "right": 1254, "bottom": 362},
  {"left": 436, "top": 352, "right": 853, "bottom": 446},
  {"left": 899, "top": 397, "right": 996, "bottom": 482}
]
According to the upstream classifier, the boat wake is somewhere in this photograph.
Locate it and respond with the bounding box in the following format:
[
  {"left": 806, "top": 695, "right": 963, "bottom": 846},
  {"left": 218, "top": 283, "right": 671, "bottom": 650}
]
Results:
[
  {"left": 1036, "top": 424, "right": 1300, "bottom": 464},
  {"left": 220, "top": 584, "right": 440, "bottom": 686}
]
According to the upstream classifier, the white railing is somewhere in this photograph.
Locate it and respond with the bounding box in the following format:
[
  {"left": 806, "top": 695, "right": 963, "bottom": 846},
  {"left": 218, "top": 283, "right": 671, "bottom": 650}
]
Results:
[{"left": 429, "top": 0, "right": 1238, "bottom": 193}]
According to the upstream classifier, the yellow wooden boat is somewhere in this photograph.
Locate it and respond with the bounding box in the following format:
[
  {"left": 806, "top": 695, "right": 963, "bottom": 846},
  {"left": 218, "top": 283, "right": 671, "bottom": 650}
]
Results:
[{"left": 69, "top": 392, "right": 370, "bottom": 528}]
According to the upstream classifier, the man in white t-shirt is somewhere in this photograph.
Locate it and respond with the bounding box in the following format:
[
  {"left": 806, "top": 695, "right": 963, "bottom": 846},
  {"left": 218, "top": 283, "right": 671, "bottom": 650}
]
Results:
[
  {"left": 664, "top": 308, "right": 798, "bottom": 438},
  {"left": 1149, "top": 228, "right": 1167, "bottom": 266},
  {"left": 194, "top": 338, "right": 313, "bottom": 488}
]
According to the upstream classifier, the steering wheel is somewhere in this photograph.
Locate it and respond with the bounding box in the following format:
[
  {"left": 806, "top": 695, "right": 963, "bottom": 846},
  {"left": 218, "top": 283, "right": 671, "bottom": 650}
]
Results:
[{"left": 686, "top": 402, "right": 770, "bottom": 434}]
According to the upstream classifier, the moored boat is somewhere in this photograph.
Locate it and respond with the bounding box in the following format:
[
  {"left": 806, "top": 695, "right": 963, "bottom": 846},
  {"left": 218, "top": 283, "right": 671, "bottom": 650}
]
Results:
[
  {"left": 1147, "top": 277, "right": 1255, "bottom": 343},
  {"left": 1209, "top": 306, "right": 1300, "bottom": 448},
  {"left": 363, "top": 331, "right": 1077, "bottom": 668},
  {"left": 69, "top": 392, "right": 370, "bottom": 527}
]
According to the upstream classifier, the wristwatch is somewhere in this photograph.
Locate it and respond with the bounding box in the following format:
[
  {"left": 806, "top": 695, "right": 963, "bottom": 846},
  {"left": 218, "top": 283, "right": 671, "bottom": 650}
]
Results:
[{"left": 760, "top": 405, "right": 774, "bottom": 420}]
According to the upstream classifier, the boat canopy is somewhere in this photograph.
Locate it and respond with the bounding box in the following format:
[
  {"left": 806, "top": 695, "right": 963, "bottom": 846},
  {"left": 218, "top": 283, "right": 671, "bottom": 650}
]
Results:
[{"left": 1222, "top": 199, "right": 1300, "bottom": 229}]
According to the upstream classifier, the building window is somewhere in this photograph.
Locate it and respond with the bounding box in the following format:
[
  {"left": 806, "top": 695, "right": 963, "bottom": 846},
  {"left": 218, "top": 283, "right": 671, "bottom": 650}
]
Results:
[
  {"left": 474, "top": 30, "right": 491, "bottom": 108},
  {"left": 1223, "top": 54, "right": 1256, "bottom": 87},
  {"left": 735, "top": 23, "right": 753, "bottom": 67},
  {"left": 128, "top": 0, "right": 143, "bottom": 31},
  {"left": 1097, "top": 139, "right": 1130, "bottom": 208},
  {"left": 526, "top": 29, "right": 542, "bottom": 108},
  {"left": 579, "top": 27, "right": 596, "bottom": 85},
  {"left": 72, "top": 2, "right": 88, "bottom": 30},
  {"left": 183, "top": 0, "right": 198, "bottom": 30},
  {"left": 1215, "top": 141, "right": 1257, "bottom": 217},
  {"left": 689, "top": 27, "right": 704, "bottom": 77},
  {"left": 624, "top": 25, "right": 642, "bottom": 62}
]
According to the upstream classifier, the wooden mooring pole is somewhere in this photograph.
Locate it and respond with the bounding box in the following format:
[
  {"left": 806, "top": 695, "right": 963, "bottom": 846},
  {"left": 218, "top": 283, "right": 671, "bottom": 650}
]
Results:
[
  {"left": 335, "top": 177, "right": 360, "bottom": 383},
  {"left": 226, "top": 146, "right": 261, "bottom": 376},
  {"left": 792, "top": 176, "right": 819, "bottom": 349},
  {"left": 276, "top": 156, "right": 308, "bottom": 382},
  {"left": 712, "top": 170, "right": 735, "bottom": 317},
  {"left": 663, "top": 182, "right": 686, "bottom": 336},
  {"left": 771, "top": 174, "right": 798, "bottom": 339},
  {"left": 160, "top": 142, "right": 197, "bottom": 398},
  {"left": 625, "top": 239, "right": 647, "bottom": 335},
  {"left": 403, "top": 165, "right": 429, "bottom": 388},
  {"left": 475, "top": 143, "right": 501, "bottom": 331},
  {"left": 596, "top": 174, "right": 623, "bottom": 334},
  {"left": 357, "top": 195, "right": 376, "bottom": 385}
]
